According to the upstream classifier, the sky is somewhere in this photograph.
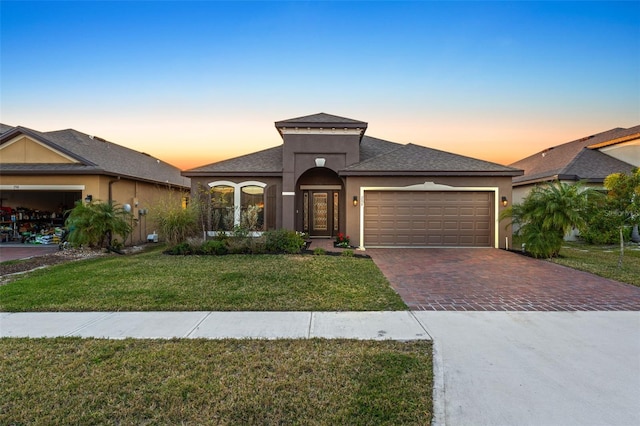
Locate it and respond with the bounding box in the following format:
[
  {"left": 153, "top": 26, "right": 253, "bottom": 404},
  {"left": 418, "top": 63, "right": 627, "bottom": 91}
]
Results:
[{"left": 1, "top": 1, "right": 638, "bottom": 171}]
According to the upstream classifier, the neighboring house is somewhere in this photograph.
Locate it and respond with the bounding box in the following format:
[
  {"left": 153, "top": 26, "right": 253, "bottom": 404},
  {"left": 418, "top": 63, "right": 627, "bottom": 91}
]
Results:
[
  {"left": 183, "top": 113, "right": 522, "bottom": 249},
  {"left": 510, "top": 125, "right": 640, "bottom": 204},
  {"left": 0, "top": 124, "right": 190, "bottom": 245}
]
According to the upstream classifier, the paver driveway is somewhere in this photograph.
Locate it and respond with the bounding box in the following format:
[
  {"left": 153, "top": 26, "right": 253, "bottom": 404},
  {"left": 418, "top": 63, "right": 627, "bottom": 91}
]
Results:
[{"left": 367, "top": 248, "right": 640, "bottom": 311}]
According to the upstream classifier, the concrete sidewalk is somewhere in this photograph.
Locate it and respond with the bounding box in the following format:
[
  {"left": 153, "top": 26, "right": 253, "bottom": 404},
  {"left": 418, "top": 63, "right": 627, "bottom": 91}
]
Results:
[
  {"left": 0, "top": 311, "right": 430, "bottom": 340},
  {"left": 2, "top": 310, "right": 639, "bottom": 426}
]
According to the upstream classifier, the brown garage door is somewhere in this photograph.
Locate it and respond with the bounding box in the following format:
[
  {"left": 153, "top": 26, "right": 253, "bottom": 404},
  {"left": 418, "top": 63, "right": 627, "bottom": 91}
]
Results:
[{"left": 364, "top": 191, "right": 493, "bottom": 247}]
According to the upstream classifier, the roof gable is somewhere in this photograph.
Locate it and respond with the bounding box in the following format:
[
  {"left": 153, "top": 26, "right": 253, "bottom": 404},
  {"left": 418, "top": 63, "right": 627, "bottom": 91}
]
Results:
[
  {"left": 0, "top": 134, "right": 79, "bottom": 164},
  {"left": 563, "top": 149, "right": 636, "bottom": 181},
  {"left": 1, "top": 126, "right": 189, "bottom": 188}
]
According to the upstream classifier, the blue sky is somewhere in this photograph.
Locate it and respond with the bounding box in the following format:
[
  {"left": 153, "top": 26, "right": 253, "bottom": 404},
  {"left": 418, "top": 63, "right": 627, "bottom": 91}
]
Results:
[{"left": 1, "top": 1, "right": 638, "bottom": 170}]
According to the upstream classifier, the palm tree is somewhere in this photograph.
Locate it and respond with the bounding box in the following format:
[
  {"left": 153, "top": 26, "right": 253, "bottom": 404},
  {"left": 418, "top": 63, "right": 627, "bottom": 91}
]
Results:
[
  {"left": 65, "top": 200, "right": 133, "bottom": 249},
  {"left": 500, "top": 181, "right": 602, "bottom": 258}
]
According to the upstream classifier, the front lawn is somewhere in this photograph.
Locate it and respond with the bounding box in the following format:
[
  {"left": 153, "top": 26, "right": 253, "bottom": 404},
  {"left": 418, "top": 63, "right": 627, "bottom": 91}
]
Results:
[
  {"left": 0, "top": 338, "right": 433, "bottom": 425},
  {"left": 551, "top": 242, "right": 640, "bottom": 287},
  {"left": 0, "top": 246, "right": 406, "bottom": 311}
]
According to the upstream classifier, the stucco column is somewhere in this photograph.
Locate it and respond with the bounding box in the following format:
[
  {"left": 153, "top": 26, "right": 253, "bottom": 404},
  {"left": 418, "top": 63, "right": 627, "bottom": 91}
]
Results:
[{"left": 282, "top": 171, "right": 296, "bottom": 230}]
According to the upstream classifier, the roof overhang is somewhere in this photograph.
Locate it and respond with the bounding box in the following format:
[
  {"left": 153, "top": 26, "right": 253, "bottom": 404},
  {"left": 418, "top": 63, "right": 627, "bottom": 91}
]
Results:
[
  {"left": 1, "top": 168, "right": 190, "bottom": 189},
  {"left": 181, "top": 171, "right": 283, "bottom": 178},
  {"left": 588, "top": 132, "right": 640, "bottom": 149},
  {"left": 513, "top": 174, "right": 604, "bottom": 187},
  {"left": 339, "top": 170, "right": 523, "bottom": 177}
]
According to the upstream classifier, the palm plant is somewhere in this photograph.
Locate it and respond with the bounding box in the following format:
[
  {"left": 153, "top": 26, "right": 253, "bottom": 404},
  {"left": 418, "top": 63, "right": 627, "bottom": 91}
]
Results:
[
  {"left": 501, "top": 181, "right": 602, "bottom": 258},
  {"left": 65, "top": 200, "right": 133, "bottom": 248}
]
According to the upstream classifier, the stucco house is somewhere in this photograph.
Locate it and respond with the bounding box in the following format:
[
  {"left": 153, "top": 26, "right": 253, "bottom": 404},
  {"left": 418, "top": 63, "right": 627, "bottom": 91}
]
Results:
[
  {"left": 0, "top": 124, "right": 190, "bottom": 245},
  {"left": 510, "top": 125, "right": 639, "bottom": 203},
  {"left": 182, "top": 113, "right": 523, "bottom": 249}
]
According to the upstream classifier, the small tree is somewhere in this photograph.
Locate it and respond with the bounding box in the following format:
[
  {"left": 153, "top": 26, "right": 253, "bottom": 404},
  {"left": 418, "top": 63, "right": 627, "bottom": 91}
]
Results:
[
  {"left": 65, "top": 200, "right": 133, "bottom": 249},
  {"left": 500, "top": 181, "right": 601, "bottom": 258},
  {"left": 603, "top": 168, "right": 640, "bottom": 267}
]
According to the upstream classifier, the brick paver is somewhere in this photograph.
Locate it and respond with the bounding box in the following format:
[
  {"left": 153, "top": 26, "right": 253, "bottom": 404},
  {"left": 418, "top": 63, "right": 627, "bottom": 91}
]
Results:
[
  {"left": 367, "top": 248, "right": 640, "bottom": 311},
  {"left": 0, "top": 244, "right": 59, "bottom": 262}
]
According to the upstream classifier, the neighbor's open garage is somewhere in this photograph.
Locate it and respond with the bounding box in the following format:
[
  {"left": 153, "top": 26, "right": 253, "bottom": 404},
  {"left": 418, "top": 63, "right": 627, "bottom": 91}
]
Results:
[
  {"left": 363, "top": 190, "right": 494, "bottom": 247},
  {"left": 0, "top": 186, "right": 82, "bottom": 243}
]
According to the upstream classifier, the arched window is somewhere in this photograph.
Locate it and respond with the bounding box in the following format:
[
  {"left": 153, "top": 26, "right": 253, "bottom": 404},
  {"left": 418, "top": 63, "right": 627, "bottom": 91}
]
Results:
[
  {"left": 241, "top": 185, "right": 264, "bottom": 231},
  {"left": 208, "top": 181, "right": 266, "bottom": 231},
  {"left": 210, "top": 185, "right": 234, "bottom": 231}
]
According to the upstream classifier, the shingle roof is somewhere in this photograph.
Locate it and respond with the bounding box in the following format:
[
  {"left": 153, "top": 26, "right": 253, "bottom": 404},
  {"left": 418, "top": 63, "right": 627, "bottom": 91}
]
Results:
[
  {"left": 183, "top": 145, "right": 283, "bottom": 176},
  {"left": 183, "top": 134, "right": 521, "bottom": 178},
  {"left": 342, "top": 143, "right": 522, "bottom": 176},
  {"left": 511, "top": 125, "right": 639, "bottom": 185},
  {"left": 0, "top": 123, "right": 14, "bottom": 135},
  {"left": 358, "top": 136, "right": 403, "bottom": 162},
  {"left": 1, "top": 126, "right": 190, "bottom": 188},
  {"left": 275, "top": 112, "right": 367, "bottom": 127}
]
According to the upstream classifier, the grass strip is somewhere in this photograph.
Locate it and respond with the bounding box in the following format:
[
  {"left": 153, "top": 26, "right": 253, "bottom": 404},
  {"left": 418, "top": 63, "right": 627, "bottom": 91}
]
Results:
[
  {"left": 0, "top": 338, "right": 432, "bottom": 425},
  {"left": 552, "top": 243, "right": 640, "bottom": 287}
]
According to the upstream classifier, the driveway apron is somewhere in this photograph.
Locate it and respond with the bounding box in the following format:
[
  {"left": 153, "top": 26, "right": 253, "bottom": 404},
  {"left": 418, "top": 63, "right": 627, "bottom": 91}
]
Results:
[{"left": 367, "top": 248, "right": 640, "bottom": 311}]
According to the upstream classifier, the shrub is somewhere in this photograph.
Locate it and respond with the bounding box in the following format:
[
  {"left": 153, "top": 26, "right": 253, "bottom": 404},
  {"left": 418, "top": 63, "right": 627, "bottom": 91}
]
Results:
[
  {"left": 341, "top": 249, "right": 354, "bottom": 257},
  {"left": 264, "top": 229, "right": 305, "bottom": 254},
  {"left": 313, "top": 247, "right": 326, "bottom": 256},
  {"left": 200, "top": 239, "right": 228, "bottom": 255},
  {"left": 168, "top": 242, "right": 194, "bottom": 255},
  {"left": 65, "top": 200, "right": 133, "bottom": 249},
  {"left": 580, "top": 206, "right": 632, "bottom": 244}
]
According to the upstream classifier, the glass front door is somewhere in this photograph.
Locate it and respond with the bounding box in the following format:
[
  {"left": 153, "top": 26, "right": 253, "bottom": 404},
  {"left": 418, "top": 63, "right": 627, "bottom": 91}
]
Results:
[{"left": 303, "top": 190, "right": 339, "bottom": 237}]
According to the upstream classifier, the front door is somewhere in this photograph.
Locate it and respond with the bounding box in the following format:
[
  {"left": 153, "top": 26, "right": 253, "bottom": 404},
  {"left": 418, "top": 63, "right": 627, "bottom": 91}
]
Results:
[{"left": 304, "top": 190, "right": 339, "bottom": 237}]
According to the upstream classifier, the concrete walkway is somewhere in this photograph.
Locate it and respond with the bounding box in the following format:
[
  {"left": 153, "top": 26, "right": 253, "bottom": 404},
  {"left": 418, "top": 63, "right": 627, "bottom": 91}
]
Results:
[{"left": 2, "top": 310, "right": 638, "bottom": 426}]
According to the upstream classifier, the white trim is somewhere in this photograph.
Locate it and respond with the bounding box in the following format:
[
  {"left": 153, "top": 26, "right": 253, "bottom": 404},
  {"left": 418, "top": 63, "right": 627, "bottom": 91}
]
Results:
[
  {"left": 207, "top": 180, "right": 238, "bottom": 188},
  {"left": 207, "top": 180, "right": 266, "bottom": 189},
  {"left": 358, "top": 182, "right": 501, "bottom": 249},
  {"left": 282, "top": 192, "right": 296, "bottom": 196},
  {"left": 0, "top": 184, "right": 85, "bottom": 191},
  {"left": 206, "top": 180, "right": 267, "bottom": 228},
  {"left": 299, "top": 185, "right": 342, "bottom": 190},
  {"left": 279, "top": 127, "right": 363, "bottom": 135},
  {"left": 207, "top": 230, "right": 264, "bottom": 238}
]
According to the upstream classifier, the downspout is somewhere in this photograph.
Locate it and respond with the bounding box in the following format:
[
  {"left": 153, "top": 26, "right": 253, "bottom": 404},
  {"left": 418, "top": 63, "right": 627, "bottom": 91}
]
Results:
[{"left": 107, "top": 177, "right": 120, "bottom": 248}]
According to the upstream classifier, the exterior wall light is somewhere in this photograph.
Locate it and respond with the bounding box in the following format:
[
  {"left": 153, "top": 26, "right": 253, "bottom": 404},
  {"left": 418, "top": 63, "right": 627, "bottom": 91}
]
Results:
[
  {"left": 84, "top": 195, "right": 93, "bottom": 203},
  {"left": 501, "top": 196, "right": 508, "bottom": 207},
  {"left": 353, "top": 196, "right": 358, "bottom": 206}
]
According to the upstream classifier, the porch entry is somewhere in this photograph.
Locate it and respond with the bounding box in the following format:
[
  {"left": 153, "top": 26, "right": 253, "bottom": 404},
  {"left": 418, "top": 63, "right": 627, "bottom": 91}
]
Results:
[{"left": 301, "top": 187, "right": 340, "bottom": 237}]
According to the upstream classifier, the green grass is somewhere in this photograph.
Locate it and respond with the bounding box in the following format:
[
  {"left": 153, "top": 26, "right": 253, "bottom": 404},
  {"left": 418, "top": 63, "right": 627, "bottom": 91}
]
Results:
[
  {"left": 0, "top": 338, "right": 433, "bottom": 425},
  {"left": 0, "top": 247, "right": 406, "bottom": 311},
  {"left": 551, "top": 242, "right": 640, "bottom": 287}
]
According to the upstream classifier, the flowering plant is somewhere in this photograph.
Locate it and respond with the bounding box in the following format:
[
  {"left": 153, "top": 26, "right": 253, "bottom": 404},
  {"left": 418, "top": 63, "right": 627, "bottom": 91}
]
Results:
[{"left": 335, "top": 232, "right": 350, "bottom": 247}]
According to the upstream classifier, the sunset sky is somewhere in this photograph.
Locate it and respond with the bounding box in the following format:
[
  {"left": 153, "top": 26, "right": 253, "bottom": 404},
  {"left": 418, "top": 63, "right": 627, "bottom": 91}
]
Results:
[{"left": 1, "top": 1, "right": 638, "bottom": 171}]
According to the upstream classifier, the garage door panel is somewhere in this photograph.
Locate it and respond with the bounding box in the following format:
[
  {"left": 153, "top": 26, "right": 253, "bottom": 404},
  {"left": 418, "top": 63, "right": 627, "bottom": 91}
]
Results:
[
  {"left": 364, "top": 190, "right": 493, "bottom": 247},
  {"left": 459, "top": 207, "right": 475, "bottom": 216},
  {"left": 459, "top": 221, "right": 475, "bottom": 230}
]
